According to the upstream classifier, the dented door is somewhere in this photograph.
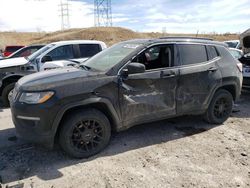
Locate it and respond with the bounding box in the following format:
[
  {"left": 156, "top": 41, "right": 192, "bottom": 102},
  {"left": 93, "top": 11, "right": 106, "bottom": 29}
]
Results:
[
  {"left": 176, "top": 44, "right": 221, "bottom": 114},
  {"left": 119, "top": 68, "right": 178, "bottom": 126}
]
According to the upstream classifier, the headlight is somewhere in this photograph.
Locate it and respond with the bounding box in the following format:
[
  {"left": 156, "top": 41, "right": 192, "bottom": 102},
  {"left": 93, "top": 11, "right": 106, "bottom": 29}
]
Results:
[{"left": 19, "top": 91, "right": 54, "bottom": 104}]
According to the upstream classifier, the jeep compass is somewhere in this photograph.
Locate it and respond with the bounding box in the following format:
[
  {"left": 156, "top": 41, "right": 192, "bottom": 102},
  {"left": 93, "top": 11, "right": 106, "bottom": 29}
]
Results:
[{"left": 11, "top": 38, "right": 242, "bottom": 158}]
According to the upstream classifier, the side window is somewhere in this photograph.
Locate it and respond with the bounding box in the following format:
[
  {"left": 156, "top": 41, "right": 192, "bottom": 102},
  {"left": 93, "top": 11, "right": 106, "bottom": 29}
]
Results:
[
  {"left": 20, "top": 49, "right": 32, "bottom": 57},
  {"left": 46, "top": 45, "right": 74, "bottom": 60},
  {"left": 79, "top": 44, "right": 101, "bottom": 58},
  {"left": 179, "top": 44, "right": 208, "bottom": 65},
  {"left": 207, "top": 45, "right": 219, "bottom": 60},
  {"left": 133, "top": 45, "right": 174, "bottom": 70}
]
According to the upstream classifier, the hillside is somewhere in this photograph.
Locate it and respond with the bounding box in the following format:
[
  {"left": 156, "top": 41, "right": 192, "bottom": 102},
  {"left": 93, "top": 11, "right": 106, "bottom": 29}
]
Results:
[{"left": 0, "top": 27, "right": 239, "bottom": 50}]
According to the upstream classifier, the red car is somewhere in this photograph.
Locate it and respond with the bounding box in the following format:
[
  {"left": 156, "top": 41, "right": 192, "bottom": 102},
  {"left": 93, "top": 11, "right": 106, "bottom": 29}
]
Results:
[{"left": 3, "top": 45, "right": 25, "bottom": 57}]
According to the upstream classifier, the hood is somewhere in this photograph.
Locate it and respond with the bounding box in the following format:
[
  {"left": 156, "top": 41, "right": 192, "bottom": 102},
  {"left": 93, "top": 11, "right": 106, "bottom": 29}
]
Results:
[
  {"left": 0, "top": 57, "right": 28, "bottom": 68},
  {"left": 240, "top": 29, "right": 250, "bottom": 54},
  {"left": 18, "top": 67, "right": 105, "bottom": 90},
  {"left": 40, "top": 58, "right": 88, "bottom": 71}
]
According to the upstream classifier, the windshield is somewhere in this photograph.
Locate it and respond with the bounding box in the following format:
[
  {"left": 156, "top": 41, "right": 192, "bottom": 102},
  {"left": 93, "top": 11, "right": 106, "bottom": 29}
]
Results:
[
  {"left": 225, "top": 41, "right": 238, "bottom": 48},
  {"left": 83, "top": 43, "right": 142, "bottom": 72},
  {"left": 28, "top": 44, "right": 55, "bottom": 60}
]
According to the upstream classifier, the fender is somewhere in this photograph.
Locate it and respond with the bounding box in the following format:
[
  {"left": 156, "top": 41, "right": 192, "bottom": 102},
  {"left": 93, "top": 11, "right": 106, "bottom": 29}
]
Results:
[
  {"left": 51, "top": 97, "right": 122, "bottom": 134},
  {"left": 206, "top": 79, "right": 240, "bottom": 109},
  {"left": 0, "top": 73, "right": 24, "bottom": 89}
]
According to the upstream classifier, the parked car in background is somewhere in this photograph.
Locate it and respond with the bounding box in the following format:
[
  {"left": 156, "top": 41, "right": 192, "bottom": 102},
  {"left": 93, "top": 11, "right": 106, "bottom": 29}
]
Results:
[
  {"left": 0, "top": 53, "right": 3, "bottom": 60},
  {"left": 240, "top": 53, "right": 250, "bottom": 88},
  {"left": 1, "top": 45, "right": 45, "bottom": 59},
  {"left": 224, "top": 40, "right": 241, "bottom": 50},
  {"left": 239, "top": 28, "right": 250, "bottom": 88},
  {"left": 229, "top": 48, "right": 243, "bottom": 59},
  {"left": 0, "top": 40, "right": 107, "bottom": 106},
  {"left": 3, "top": 45, "right": 25, "bottom": 57},
  {"left": 11, "top": 38, "right": 242, "bottom": 158}
]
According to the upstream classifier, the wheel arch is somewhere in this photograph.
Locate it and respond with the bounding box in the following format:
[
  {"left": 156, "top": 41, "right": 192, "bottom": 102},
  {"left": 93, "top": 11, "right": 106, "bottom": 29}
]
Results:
[
  {"left": 0, "top": 74, "right": 23, "bottom": 95},
  {"left": 206, "top": 82, "right": 238, "bottom": 110},
  {"left": 52, "top": 98, "right": 121, "bottom": 142},
  {"left": 219, "top": 84, "right": 236, "bottom": 101}
]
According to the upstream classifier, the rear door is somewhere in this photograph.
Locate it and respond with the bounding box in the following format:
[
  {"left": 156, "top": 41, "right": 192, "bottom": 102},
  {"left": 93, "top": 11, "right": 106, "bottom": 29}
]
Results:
[{"left": 176, "top": 44, "right": 222, "bottom": 114}]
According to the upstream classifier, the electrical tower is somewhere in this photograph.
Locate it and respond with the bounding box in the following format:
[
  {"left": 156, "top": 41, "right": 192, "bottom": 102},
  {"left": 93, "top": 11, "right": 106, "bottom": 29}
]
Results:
[
  {"left": 59, "top": 0, "right": 70, "bottom": 30},
  {"left": 94, "top": 0, "right": 112, "bottom": 27}
]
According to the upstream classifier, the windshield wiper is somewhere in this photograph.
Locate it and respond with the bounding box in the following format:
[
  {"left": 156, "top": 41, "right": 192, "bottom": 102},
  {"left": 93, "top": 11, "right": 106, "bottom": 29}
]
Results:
[
  {"left": 78, "top": 64, "right": 91, "bottom": 71},
  {"left": 67, "top": 59, "right": 81, "bottom": 64}
]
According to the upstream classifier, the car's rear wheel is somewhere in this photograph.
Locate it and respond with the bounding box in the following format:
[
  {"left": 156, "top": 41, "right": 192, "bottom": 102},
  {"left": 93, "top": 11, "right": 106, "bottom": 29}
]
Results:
[
  {"left": 59, "top": 109, "right": 111, "bottom": 158},
  {"left": 204, "top": 89, "right": 233, "bottom": 124},
  {"left": 2, "top": 83, "right": 16, "bottom": 107}
]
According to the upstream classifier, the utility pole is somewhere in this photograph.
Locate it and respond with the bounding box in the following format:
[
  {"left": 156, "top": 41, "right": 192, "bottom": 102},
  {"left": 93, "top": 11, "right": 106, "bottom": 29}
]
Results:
[
  {"left": 59, "top": 0, "right": 70, "bottom": 30},
  {"left": 94, "top": 0, "right": 112, "bottom": 27}
]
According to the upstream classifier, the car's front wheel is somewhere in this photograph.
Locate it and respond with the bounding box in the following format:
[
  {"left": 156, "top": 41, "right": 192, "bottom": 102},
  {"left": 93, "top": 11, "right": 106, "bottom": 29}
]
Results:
[
  {"left": 59, "top": 109, "right": 111, "bottom": 158},
  {"left": 2, "top": 83, "right": 16, "bottom": 107},
  {"left": 204, "top": 89, "right": 233, "bottom": 124}
]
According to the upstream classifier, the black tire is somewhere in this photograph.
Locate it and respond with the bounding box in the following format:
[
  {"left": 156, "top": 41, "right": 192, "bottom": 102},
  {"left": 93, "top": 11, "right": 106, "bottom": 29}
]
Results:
[
  {"left": 59, "top": 109, "right": 111, "bottom": 158},
  {"left": 2, "top": 83, "right": 16, "bottom": 107},
  {"left": 204, "top": 89, "right": 233, "bottom": 124}
]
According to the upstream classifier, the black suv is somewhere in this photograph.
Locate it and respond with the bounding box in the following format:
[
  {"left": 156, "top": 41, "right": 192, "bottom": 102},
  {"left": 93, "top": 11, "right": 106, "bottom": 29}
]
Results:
[{"left": 11, "top": 38, "right": 242, "bottom": 158}]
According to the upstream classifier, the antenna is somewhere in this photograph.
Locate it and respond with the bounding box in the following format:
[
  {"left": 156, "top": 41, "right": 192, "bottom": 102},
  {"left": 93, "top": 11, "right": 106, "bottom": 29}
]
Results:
[
  {"left": 59, "top": 0, "right": 70, "bottom": 30},
  {"left": 94, "top": 0, "right": 112, "bottom": 27}
]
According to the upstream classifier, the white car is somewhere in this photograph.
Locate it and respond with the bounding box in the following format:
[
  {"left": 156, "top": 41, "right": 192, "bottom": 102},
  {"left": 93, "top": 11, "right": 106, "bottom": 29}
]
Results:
[
  {"left": 0, "top": 40, "right": 107, "bottom": 70},
  {"left": 0, "top": 40, "right": 107, "bottom": 106}
]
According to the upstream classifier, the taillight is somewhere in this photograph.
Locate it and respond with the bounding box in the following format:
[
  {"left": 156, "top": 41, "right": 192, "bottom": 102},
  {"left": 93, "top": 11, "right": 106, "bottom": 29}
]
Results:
[{"left": 237, "top": 62, "right": 243, "bottom": 72}]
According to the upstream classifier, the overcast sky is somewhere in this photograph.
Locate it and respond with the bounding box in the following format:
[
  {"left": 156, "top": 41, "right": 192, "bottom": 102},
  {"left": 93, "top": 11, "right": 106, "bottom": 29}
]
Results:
[{"left": 0, "top": 0, "right": 249, "bottom": 33}]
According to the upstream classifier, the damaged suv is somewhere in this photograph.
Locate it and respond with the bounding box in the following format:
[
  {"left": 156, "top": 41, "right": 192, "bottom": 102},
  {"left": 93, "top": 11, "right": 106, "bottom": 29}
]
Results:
[{"left": 11, "top": 38, "right": 242, "bottom": 158}]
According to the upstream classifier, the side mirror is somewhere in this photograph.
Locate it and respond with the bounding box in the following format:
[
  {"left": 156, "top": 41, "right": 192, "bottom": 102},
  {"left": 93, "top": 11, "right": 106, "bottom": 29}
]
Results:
[
  {"left": 41, "top": 55, "right": 52, "bottom": 63},
  {"left": 128, "top": 62, "right": 145, "bottom": 74},
  {"left": 122, "top": 62, "right": 145, "bottom": 77}
]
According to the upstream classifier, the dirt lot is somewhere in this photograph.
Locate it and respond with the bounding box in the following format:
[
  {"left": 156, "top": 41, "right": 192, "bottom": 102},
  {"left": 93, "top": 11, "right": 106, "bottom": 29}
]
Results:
[{"left": 0, "top": 91, "right": 250, "bottom": 188}]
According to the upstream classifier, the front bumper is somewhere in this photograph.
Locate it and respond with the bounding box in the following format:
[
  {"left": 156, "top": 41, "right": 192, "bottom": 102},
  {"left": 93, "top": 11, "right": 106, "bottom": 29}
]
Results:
[{"left": 11, "top": 98, "right": 60, "bottom": 149}]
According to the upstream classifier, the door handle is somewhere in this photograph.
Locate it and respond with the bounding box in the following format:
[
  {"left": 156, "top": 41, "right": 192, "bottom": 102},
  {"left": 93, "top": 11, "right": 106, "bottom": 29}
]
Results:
[
  {"left": 207, "top": 67, "right": 218, "bottom": 72},
  {"left": 160, "top": 71, "right": 176, "bottom": 78}
]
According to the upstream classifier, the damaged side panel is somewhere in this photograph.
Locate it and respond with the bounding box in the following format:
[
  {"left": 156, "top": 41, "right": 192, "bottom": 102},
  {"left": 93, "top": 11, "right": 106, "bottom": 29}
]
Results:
[
  {"left": 177, "top": 61, "right": 222, "bottom": 114},
  {"left": 119, "top": 69, "right": 178, "bottom": 128}
]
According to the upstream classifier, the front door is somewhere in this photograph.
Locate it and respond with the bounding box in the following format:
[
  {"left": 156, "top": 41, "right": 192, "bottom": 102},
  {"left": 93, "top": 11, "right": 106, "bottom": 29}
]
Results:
[{"left": 119, "top": 44, "right": 178, "bottom": 126}]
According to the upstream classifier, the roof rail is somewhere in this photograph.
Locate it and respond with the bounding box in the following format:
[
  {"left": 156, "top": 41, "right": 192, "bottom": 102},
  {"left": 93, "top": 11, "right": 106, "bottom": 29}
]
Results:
[{"left": 159, "top": 36, "right": 213, "bottom": 41}]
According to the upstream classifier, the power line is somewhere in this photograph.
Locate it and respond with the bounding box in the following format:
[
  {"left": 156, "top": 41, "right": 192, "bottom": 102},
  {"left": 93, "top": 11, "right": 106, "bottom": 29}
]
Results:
[
  {"left": 59, "top": 0, "right": 70, "bottom": 30},
  {"left": 94, "top": 0, "right": 112, "bottom": 27}
]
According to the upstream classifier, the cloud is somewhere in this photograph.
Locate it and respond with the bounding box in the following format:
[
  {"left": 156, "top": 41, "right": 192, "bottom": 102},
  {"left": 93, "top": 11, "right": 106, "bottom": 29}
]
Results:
[
  {"left": 0, "top": 0, "right": 93, "bottom": 31},
  {"left": 112, "top": 0, "right": 249, "bottom": 33},
  {"left": 0, "top": 0, "right": 249, "bottom": 33}
]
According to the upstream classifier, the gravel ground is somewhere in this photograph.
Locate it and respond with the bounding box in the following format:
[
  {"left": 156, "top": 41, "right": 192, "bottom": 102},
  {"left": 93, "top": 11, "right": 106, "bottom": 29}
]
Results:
[{"left": 0, "top": 91, "right": 250, "bottom": 188}]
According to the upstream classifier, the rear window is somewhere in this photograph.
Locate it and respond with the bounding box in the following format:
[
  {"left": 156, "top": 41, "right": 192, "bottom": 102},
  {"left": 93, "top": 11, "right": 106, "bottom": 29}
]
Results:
[
  {"left": 179, "top": 44, "right": 208, "bottom": 65},
  {"left": 207, "top": 45, "right": 219, "bottom": 60},
  {"left": 79, "top": 44, "right": 101, "bottom": 58}
]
